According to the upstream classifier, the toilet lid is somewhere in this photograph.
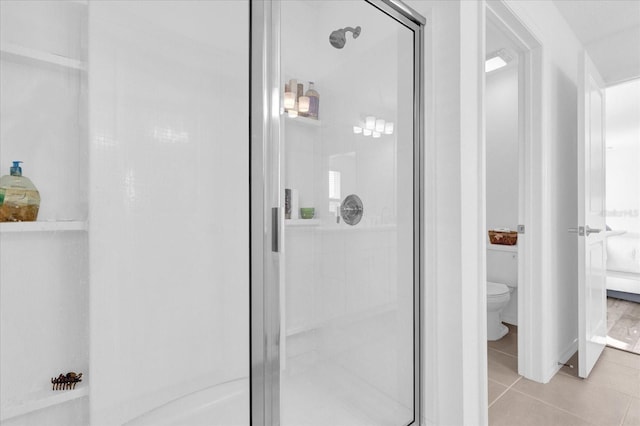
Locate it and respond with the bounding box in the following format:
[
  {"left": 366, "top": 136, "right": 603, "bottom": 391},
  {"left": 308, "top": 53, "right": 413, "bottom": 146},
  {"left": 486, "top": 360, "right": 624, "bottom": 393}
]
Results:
[{"left": 487, "top": 282, "right": 509, "bottom": 296}]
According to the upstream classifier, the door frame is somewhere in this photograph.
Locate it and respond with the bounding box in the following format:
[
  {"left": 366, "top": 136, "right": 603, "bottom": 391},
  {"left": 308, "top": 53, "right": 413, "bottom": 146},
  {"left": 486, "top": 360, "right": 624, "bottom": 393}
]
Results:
[
  {"left": 249, "top": 1, "right": 426, "bottom": 425},
  {"left": 484, "top": 1, "right": 544, "bottom": 382}
]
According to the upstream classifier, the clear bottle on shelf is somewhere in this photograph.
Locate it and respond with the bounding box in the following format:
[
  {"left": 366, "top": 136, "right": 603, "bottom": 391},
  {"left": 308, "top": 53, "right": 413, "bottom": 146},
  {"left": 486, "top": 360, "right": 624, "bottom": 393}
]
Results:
[
  {"left": 0, "top": 161, "right": 41, "bottom": 222},
  {"left": 305, "top": 82, "right": 320, "bottom": 119}
]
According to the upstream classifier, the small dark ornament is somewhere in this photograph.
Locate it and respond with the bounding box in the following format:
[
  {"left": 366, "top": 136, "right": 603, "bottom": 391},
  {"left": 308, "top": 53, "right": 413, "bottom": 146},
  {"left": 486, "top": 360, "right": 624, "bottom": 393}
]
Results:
[{"left": 51, "top": 372, "right": 82, "bottom": 390}]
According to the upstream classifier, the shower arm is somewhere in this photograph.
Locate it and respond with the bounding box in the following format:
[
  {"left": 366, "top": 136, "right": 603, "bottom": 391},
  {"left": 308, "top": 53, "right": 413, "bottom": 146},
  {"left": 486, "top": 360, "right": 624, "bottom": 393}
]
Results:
[{"left": 343, "top": 26, "right": 361, "bottom": 39}]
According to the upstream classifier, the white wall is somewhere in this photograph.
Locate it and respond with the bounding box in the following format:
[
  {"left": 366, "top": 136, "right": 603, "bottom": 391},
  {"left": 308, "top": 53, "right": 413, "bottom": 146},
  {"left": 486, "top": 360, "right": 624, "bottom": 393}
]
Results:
[
  {"left": 405, "top": 1, "right": 487, "bottom": 425},
  {"left": 486, "top": 65, "right": 519, "bottom": 232},
  {"left": 400, "top": 0, "right": 589, "bottom": 423},
  {"left": 88, "top": 2, "right": 249, "bottom": 424}
]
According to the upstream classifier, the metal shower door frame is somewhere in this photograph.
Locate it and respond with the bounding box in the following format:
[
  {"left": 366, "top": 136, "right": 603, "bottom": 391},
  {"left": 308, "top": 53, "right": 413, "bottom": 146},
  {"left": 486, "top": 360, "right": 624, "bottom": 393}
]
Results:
[{"left": 250, "top": 1, "right": 425, "bottom": 425}]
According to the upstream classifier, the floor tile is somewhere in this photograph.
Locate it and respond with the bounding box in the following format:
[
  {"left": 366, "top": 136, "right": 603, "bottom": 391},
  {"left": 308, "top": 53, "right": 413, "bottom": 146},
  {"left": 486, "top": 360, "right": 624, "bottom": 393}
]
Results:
[
  {"left": 587, "top": 356, "right": 640, "bottom": 398},
  {"left": 628, "top": 301, "right": 640, "bottom": 318},
  {"left": 609, "top": 297, "right": 636, "bottom": 316},
  {"left": 488, "top": 379, "right": 508, "bottom": 406},
  {"left": 487, "top": 324, "right": 518, "bottom": 357},
  {"left": 601, "top": 347, "right": 640, "bottom": 370},
  {"left": 609, "top": 309, "right": 624, "bottom": 332},
  {"left": 513, "top": 371, "right": 632, "bottom": 426},
  {"left": 489, "top": 390, "right": 593, "bottom": 426},
  {"left": 623, "top": 398, "right": 640, "bottom": 426},
  {"left": 487, "top": 348, "right": 521, "bottom": 387},
  {"left": 608, "top": 314, "right": 640, "bottom": 350}
]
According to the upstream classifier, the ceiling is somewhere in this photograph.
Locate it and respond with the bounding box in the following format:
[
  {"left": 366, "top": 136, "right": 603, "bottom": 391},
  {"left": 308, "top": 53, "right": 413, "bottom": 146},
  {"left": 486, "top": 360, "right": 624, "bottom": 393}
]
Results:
[{"left": 553, "top": 0, "right": 640, "bottom": 85}]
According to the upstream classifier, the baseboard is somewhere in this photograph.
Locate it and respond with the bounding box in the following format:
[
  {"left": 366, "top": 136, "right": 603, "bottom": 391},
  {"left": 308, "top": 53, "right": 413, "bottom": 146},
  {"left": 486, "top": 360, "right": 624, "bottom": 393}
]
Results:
[
  {"left": 558, "top": 339, "right": 578, "bottom": 368},
  {"left": 542, "top": 338, "right": 578, "bottom": 382}
]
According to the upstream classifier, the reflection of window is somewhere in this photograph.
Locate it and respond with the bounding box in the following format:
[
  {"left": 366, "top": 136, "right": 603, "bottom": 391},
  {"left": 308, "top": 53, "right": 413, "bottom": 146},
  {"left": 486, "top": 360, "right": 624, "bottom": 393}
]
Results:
[
  {"left": 329, "top": 170, "right": 341, "bottom": 213},
  {"left": 605, "top": 79, "right": 640, "bottom": 234}
]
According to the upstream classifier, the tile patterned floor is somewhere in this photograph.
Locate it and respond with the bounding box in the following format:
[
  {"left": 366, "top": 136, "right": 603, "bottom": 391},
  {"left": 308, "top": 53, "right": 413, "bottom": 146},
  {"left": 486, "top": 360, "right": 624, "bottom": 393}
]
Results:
[
  {"left": 607, "top": 297, "right": 640, "bottom": 354},
  {"left": 488, "top": 324, "right": 640, "bottom": 426}
]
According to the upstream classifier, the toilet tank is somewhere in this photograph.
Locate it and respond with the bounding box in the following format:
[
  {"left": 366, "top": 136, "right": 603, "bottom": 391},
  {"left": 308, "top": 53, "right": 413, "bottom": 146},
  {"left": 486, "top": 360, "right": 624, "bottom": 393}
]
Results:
[{"left": 487, "top": 245, "right": 518, "bottom": 287}]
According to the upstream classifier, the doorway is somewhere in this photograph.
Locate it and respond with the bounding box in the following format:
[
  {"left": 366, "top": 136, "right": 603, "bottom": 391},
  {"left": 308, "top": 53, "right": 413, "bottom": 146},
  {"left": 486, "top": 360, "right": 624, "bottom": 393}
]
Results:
[
  {"left": 250, "top": 1, "right": 425, "bottom": 425},
  {"left": 484, "top": 8, "right": 524, "bottom": 389},
  {"left": 483, "top": 1, "right": 544, "bottom": 385},
  {"left": 485, "top": 14, "right": 521, "bottom": 335},
  {"left": 604, "top": 78, "right": 640, "bottom": 355}
]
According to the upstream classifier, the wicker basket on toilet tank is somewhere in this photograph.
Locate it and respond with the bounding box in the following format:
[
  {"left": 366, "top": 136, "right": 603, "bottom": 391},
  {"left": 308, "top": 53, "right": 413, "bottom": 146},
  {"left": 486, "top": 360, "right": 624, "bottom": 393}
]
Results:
[{"left": 488, "top": 229, "right": 518, "bottom": 245}]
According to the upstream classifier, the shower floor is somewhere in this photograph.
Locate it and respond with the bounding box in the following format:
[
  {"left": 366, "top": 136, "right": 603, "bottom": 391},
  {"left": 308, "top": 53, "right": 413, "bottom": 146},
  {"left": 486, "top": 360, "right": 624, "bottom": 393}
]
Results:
[
  {"left": 280, "top": 310, "right": 414, "bottom": 426},
  {"left": 282, "top": 360, "right": 411, "bottom": 426}
]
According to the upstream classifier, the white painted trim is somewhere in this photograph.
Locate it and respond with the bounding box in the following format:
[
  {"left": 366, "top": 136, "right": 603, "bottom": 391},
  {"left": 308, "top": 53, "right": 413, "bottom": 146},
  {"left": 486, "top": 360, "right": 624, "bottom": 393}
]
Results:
[
  {"left": 461, "top": 2, "right": 487, "bottom": 425},
  {"left": 558, "top": 338, "right": 578, "bottom": 367},
  {"left": 421, "top": 8, "right": 438, "bottom": 425},
  {"left": 485, "top": 1, "right": 546, "bottom": 383}
]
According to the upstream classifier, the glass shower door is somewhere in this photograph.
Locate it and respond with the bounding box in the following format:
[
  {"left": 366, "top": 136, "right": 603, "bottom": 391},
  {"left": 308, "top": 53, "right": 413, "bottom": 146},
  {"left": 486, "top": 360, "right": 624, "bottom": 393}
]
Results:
[{"left": 276, "top": 1, "right": 422, "bottom": 425}]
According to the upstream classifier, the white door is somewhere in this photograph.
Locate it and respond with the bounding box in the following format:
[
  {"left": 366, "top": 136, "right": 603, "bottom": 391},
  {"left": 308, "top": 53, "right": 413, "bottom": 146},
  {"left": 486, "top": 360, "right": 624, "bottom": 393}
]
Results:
[{"left": 576, "top": 52, "right": 607, "bottom": 378}]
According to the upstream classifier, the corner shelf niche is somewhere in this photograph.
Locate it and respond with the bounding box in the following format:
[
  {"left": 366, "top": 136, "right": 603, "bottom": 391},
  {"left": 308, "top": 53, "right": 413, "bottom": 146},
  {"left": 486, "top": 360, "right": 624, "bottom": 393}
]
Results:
[
  {"left": 283, "top": 114, "right": 322, "bottom": 127},
  {"left": 1, "top": 386, "right": 89, "bottom": 421},
  {"left": 0, "top": 221, "right": 87, "bottom": 233},
  {"left": 285, "top": 219, "right": 320, "bottom": 227},
  {"left": 0, "top": 42, "right": 85, "bottom": 71}
]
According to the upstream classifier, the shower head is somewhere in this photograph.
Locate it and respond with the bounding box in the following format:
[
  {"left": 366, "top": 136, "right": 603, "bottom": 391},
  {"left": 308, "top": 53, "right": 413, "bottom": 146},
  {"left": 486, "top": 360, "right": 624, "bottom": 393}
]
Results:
[{"left": 329, "top": 26, "right": 361, "bottom": 49}]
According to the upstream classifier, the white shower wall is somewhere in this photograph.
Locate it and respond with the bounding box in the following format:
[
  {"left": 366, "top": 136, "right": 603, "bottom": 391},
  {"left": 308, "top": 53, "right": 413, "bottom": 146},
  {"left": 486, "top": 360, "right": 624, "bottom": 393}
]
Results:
[
  {"left": 1, "top": 1, "right": 89, "bottom": 424},
  {"left": 88, "top": 2, "right": 249, "bottom": 425}
]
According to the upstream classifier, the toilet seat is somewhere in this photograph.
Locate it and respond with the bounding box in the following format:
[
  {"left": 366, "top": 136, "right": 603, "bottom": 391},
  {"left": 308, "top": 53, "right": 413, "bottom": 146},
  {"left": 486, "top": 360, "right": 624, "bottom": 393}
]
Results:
[{"left": 487, "top": 282, "right": 509, "bottom": 297}]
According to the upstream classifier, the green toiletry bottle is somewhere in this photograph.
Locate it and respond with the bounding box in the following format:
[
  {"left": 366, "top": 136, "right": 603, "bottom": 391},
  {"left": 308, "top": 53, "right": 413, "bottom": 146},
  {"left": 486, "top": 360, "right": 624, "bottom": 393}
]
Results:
[{"left": 0, "top": 161, "right": 41, "bottom": 222}]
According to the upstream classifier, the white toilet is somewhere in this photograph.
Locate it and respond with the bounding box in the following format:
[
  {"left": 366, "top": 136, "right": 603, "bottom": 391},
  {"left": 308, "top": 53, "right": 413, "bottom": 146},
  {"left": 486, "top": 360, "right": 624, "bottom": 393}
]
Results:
[
  {"left": 486, "top": 245, "right": 518, "bottom": 341},
  {"left": 487, "top": 282, "right": 510, "bottom": 340}
]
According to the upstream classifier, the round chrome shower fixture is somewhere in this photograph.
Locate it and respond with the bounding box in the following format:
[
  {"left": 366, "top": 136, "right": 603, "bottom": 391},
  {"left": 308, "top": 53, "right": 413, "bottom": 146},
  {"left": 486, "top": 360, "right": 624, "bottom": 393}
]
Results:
[{"left": 329, "top": 26, "right": 361, "bottom": 49}]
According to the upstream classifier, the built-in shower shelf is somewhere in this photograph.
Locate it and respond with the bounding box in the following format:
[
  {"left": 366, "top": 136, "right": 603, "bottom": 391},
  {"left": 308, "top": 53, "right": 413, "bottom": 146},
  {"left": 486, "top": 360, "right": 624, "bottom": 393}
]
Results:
[
  {"left": 0, "top": 386, "right": 89, "bottom": 421},
  {"left": 284, "top": 115, "right": 322, "bottom": 127},
  {"left": 0, "top": 221, "right": 87, "bottom": 233},
  {"left": 285, "top": 219, "right": 320, "bottom": 227},
  {"left": 0, "top": 42, "right": 85, "bottom": 71}
]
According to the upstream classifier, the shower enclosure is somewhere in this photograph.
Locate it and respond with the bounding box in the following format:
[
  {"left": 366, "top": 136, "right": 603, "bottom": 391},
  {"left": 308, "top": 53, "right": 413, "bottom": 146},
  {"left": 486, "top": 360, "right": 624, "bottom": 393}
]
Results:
[
  {"left": 0, "top": 0, "right": 422, "bottom": 425},
  {"left": 251, "top": 1, "right": 424, "bottom": 425}
]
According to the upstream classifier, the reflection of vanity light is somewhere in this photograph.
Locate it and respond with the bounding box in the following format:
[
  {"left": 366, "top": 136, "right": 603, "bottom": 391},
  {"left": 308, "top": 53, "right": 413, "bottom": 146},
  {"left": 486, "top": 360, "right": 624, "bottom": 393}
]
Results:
[
  {"left": 365, "top": 116, "right": 376, "bottom": 130},
  {"left": 284, "top": 92, "right": 296, "bottom": 109},
  {"left": 288, "top": 109, "right": 298, "bottom": 118},
  {"left": 355, "top": 117, "right": 393, "bottom": 137},
  {"left": 298, "top": 96, "right": 310, "bottom": 113}
]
